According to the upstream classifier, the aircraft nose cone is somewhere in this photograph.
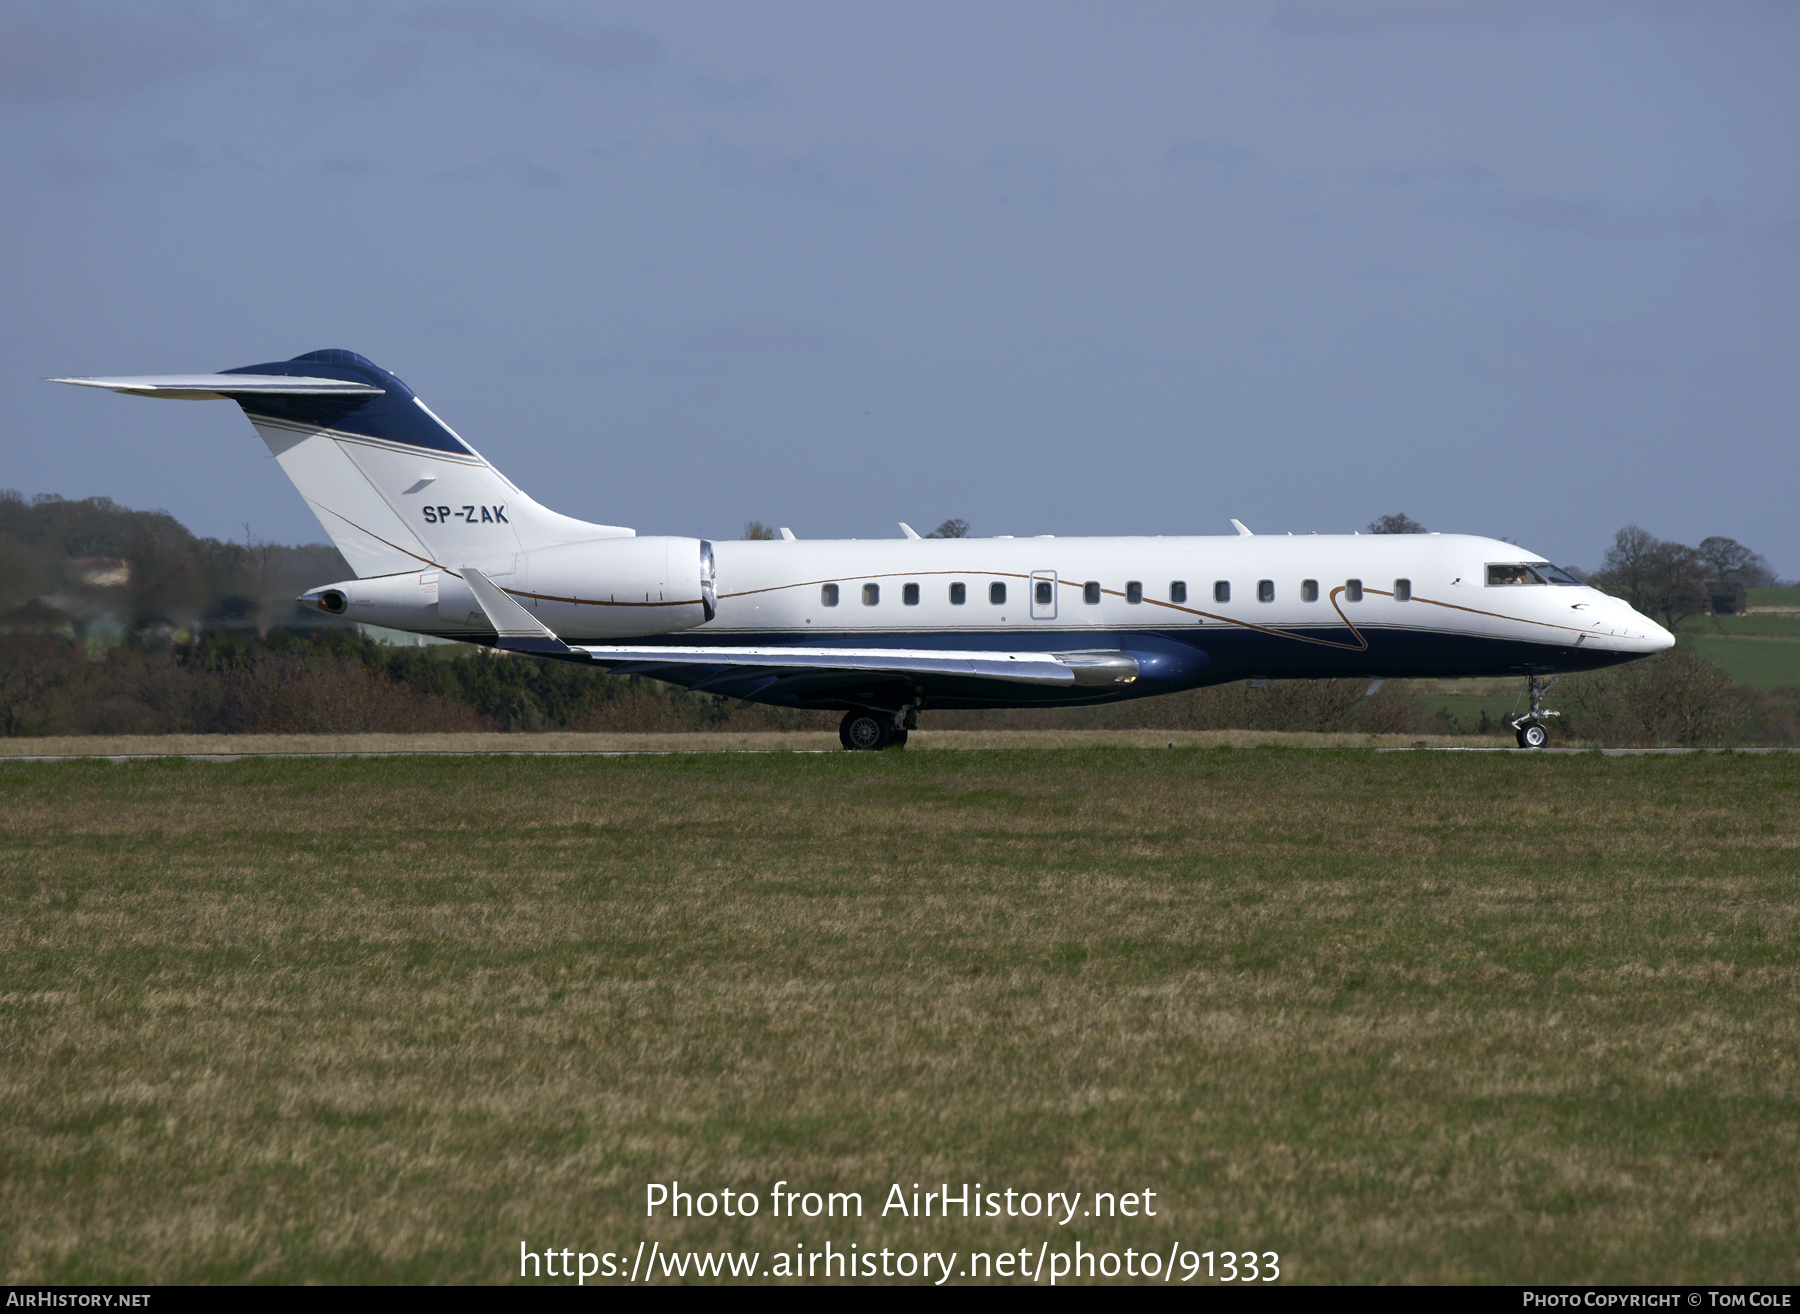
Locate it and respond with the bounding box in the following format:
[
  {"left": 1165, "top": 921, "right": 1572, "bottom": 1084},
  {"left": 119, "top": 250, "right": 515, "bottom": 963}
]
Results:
[
  {"left": 1600, "top": 601, "right": 1674, "bottom": 653},
  {"left": 1616, "top": 608, "right": 1675, "bottom": 652}
]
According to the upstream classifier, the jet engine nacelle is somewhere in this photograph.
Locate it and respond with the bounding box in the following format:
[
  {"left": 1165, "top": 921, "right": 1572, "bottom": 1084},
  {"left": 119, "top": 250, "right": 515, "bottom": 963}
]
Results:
[
  {"left": 302, "top": 537, "right": 716, "bottom": 641},
  {"left": 440, "top": 536, "right": 715, "bottom": 638}
]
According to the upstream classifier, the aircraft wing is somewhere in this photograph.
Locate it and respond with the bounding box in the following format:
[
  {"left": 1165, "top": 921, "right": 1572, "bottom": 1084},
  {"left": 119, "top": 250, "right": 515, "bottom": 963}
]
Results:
[
  {"left": 572, "top": 643, "right": 1136, "bottom": 687},
  {"left": 458, "top": 568, "right": 1139, "bottom": 693}
]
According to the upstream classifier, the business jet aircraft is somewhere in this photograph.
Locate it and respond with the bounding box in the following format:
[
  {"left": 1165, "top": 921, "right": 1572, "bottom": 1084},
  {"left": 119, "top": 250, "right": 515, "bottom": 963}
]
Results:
[{"left": 52, "top": 349, "right": 1674, "bottom": 750}]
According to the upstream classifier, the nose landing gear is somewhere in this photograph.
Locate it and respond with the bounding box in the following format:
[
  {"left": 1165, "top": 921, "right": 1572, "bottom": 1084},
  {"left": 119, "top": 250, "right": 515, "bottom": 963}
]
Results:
[{"left": 1511, "top": 674, "right": 1561, "bottom": 749}]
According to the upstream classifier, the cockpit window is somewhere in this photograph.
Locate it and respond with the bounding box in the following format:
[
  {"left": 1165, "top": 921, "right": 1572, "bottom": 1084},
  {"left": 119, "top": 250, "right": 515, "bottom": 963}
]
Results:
[
  {"left": 1535, "top": 563, "right": 1583, "bottom": 585},
  {"left": 1487, "top": 563, "right": 1548, "bottom": 586}
]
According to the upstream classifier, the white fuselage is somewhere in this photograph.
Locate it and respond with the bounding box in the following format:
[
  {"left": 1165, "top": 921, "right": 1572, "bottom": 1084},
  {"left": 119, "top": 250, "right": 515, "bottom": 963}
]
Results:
[{"left": 328, "top": 530, "right": 1672, "bottom": 703}]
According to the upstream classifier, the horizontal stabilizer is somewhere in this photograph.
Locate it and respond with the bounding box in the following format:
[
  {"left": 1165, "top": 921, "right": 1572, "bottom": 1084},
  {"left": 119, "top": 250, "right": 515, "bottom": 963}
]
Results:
[
  {"left": 462, "top": 568, "right": 574, "bottom": 656},
  {"left": 50, "top": 349, "right": 635, "bottom": 581},
  {"left": 48, "top": 374, "right": 384, "bottom": 400}
]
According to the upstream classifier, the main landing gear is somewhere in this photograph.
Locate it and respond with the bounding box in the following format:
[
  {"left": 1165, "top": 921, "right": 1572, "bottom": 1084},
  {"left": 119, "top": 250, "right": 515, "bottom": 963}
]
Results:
[
  {"left": 839, "top": 706, "right": 918, "bottom": 752},
  {"left": 1510, "top": 674, "right": 1562, "bottom": 749}
]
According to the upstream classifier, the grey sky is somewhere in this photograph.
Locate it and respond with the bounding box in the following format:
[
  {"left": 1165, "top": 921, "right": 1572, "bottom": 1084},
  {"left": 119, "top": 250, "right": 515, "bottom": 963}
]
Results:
[{"left": 5, "top": 1, "right": 1796, "bottom": 575}]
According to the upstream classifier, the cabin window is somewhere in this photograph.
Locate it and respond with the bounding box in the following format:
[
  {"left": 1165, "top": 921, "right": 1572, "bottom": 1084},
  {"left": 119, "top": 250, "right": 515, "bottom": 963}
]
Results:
[
  {"left": 1257, "top": 579, "right": 1274, "bottom": 603},
  {"left": 821, "top": 584, "right": 839, "bottom": 607},
  {"left": 1301, "top": 579, "right": 1318, "bottom": 603},
  {"left": 1394, "top": 578, "right": 1411, "bottom": 602},
  {"left": 950, "top": 582, "right": 966, "bottom": 605},
  {"left": 1345, "top": 579, "right": 1363, "bottom": 602},
  {"left": 990, "top": 582, "right": 1006, "bottom": 605},
  {"left": 1214, "top": 581, "right": 1230, "bottom": 603},
  {"left": 1126, "top": 581, "right": 1143, "bottom": 604},
  {"left": 862, "top": 583, "right": 880, "bottom": 606},
  {"left": 903, "top": 582, "right": 920, "bottom": 606},
  {"left": 1083, "top": 581, "right": 1100, "bottom": 605},
  {"left": 1035, "top": 580, "right": 1053, "bottom": 606},
  {"left": 1170, "top": 581, "right": 1187, "bottom": 604},
  {"left": 1487, "top": 563, "right": 1547, "bottom": 586}
]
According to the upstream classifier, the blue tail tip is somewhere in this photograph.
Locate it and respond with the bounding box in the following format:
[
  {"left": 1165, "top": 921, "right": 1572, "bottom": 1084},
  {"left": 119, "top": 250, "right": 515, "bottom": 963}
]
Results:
[{"left": 291, "top": 348, "right": 382, "bottom": 370}]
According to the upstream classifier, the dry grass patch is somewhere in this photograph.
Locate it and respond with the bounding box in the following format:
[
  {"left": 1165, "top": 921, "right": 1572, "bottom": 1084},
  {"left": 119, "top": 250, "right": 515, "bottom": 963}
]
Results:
[{"left": 1, "top": 750, "right": 1796, "bottom": 1283}]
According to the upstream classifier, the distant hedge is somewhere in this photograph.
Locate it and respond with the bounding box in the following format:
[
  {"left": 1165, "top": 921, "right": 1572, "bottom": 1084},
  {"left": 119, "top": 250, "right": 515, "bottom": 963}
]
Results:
[{"left": 0, "top": 629, "right": 832, "bottom": 737}]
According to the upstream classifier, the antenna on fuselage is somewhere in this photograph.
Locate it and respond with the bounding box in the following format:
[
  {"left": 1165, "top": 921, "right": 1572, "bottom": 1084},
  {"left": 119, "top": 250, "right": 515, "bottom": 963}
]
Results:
[{"left": 1230, "top": 519, "right": 1253, "bottom": 537}]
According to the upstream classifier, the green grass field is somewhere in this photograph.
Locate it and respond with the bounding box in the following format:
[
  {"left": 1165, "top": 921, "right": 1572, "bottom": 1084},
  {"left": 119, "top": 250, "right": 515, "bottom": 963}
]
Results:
[
  {"left": 1684, "top": 635, "right": 1800, "bottom": 691},
  {"left": 3, "top": 750, "right": 1798, "bottom": 1285},
  {"left": 1691, "top": 614, "right": 1800, "bottom": 639},
  {"left": 1669, "top": 607, "right": 1800, "bottom": 691}
]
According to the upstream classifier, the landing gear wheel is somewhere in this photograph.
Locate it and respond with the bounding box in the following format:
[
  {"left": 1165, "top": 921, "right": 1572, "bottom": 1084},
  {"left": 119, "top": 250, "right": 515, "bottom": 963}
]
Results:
[
  {"left": 1512, "top": 674, "right": 1562, "bottom": 750},
  {"left": 839, "top": 710, "right": 894, "bottom": 752}
]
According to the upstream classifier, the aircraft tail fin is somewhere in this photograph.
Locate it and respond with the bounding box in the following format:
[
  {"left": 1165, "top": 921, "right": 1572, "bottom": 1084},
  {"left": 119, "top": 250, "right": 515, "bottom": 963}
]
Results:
[{"left": 51, "top": 349, "right": 630, "bottom": 578}]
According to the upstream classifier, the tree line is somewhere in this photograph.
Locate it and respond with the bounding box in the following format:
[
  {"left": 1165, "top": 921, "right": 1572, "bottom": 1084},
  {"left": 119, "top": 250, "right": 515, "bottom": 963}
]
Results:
[
  {"left": 1, "top": 489, "right": 351, "bottom": 644},
  {"left": 0, "top": 627, "right": 832, "bottom": 738},
  {"left": 1586, "top": 527, "right": 1778, "bottom": 628}
]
